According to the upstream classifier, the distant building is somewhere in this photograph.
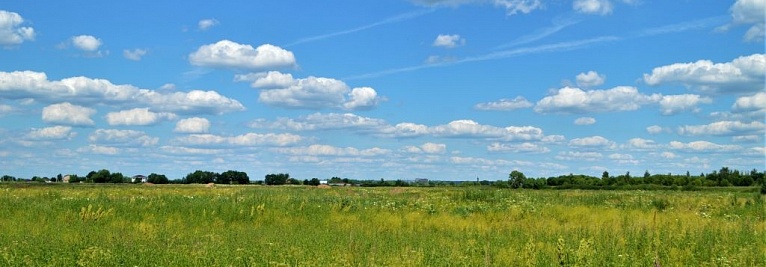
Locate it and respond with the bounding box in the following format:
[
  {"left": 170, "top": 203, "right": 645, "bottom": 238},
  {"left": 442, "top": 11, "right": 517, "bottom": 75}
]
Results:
[
  {"left": 415, "top": 178, "right": 429, "bottom": 184},
  {"left": 132, "top": 175, "right": 148, "bottom": 183},
  {"left": 63, "top": 175, "right": 71, "bottom": 183},
  {"left": 319, "top": 180, "right": 328, "bottom": 185}
]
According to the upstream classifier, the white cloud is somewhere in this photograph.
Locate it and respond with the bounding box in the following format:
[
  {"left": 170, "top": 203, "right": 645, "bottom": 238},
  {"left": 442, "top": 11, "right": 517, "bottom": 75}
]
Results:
[
  {"left": 724, "top": 0, "right": 766, "bottom": 42},
  {"left": 732, "top": 135, "right": 761, "bottom": 143},
  {"left": 273, "top": 144, "right": 390, "bottom": 157},
  {"left": 0, "top": 71, "right": 245, "bottom": 115},
  {"left": 493, "top": 0, "right": 543, "bottom": 15},
  {"left": 487, "top": 142, "right": 550, "bottom": 153},
  {"left": 249, "top": 112, "right": 386, "bottom": 131},
  {"left": 574, "top": 117, "right": 596, "bottom": 125},
  {"left": 431, "top": 120, "right": 544, "bottom": 141},
  {"left": 575, "top": 71, "right": 606, "bottom": 87},
  {"left": 242, "top": 72, "right": 383, "bottom": 110},
  {"left": 732, "top": 92, "right": 766, "bottom": 112},
  {"left": 26, "top": 126, "right": 75, "bottom": 140},
  {"left": 573, "top": 0, "right": 613, "bottom": 15},
  {"left": 174, "top": 133, "right": 302, "bottom": 147},
  {"left": 174, "top": 117, "right": 211, "bottom": 133},
  {"left": 626, "top": 138, "right": 658, "bottom": 150},
  {"left": 608, "top": 153, "right": 638, "bottom": 164},
  {"left": 42, "top": 102, "right": 96, "bottom": 126},
  {"left": 198, "top": 18, "right": 219, "bottom": 31},
  {"left": 235, "top": 71, "right": 295, "bottom": 89},
  {"left": 0, "top": 10, "right": 35, "bottom": 45},
  {"left": 669, "top": 140, "right": 741, "bottom": 152},
  {"left": 88, "top": 129, "right": 158, "bottom": 147},
  {"left": 123, "top": 49, "right": 147, "bottom": 61},
  {"left": 77, "top": 144, "right": 120, "bottom": 155},
  {"left": 658, "top": 94, "right": 712, "bottom": 115},
  {"left": 377, "top": 122, "right": 431, "bottom": 138},
  {"left": 660, "top": 152, "right": 677, "bottom": 159},
  {"left": 643, "top": 54, "right": 766, "bottom": 94},
  {"left": 569, "top": 135, "right": 615, "bottom": 148},
  {"left": 646, "top": 125, "right": 666, "bottom": 134},
  {"left": 534, "top": 86, "right": 660, "bottom": 114},
  {"left": 555, "top": 151, "right": 603, "bottom": 161},
  {"left": 433, "top": 34, "right": 465, "bottom": 48},
  {"left": 678, "top": 120, "right": 765, "bottom": 136},
  {"left": 71, "top": 35, "right": 102, "bottom": 51},
  {"left": 404, "top": 142, "right": 447, "bottom": 154},
  {"left": 474, "top": 96, "right": 532, "bottom": 111},
  {"left": 189, "top": 40, "right": 296, "bottom": 69},
  {"left": 105, "top": 108, "right": 177, "bottom": 126},
  {"left": 0, "top": 104, "right": 12, "bottom": 115}
]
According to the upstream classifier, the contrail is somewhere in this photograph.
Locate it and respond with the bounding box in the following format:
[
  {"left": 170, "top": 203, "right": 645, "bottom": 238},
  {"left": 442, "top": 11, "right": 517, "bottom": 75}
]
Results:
[{"left": 286, "top": 9, "right": 435, "bottom": 47}]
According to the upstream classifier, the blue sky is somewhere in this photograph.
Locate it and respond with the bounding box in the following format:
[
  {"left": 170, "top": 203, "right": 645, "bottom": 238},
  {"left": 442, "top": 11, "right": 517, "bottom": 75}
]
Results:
[{"left": 0, "top": 0, "right": 764, "bottom": 180}]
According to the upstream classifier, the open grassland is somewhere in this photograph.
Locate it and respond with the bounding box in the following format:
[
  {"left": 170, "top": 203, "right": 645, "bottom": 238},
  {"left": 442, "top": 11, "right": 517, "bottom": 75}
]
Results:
[{"left": 0, "top": 184, "right": 763, "bottom": 266}]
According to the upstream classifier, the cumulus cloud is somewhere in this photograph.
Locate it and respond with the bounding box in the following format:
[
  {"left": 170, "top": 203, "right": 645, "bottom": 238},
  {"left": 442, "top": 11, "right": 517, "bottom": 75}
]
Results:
[
  {"left": 249, "top": 112, "right": 386, "bottom": 131},
  {"left": 0, "top": 10, "right": 35, "bottom": 45},
  {"left": 574, "top": 117, "right": 596, "bottom": 125},
  {"left": 534, "top": 86, "right": 660, "bottom": 114},
  {"left": 732, "top": 92, "right": 766, "bottom": 112},
  {"left": 88, "top": 129, "right": 158, "bottom": 147},
  {"left": 77, "top": 144, "right": 120, "bottom": 155},
  {"left": 555, "top": 151, "right": 603, "bottom": 161},
  {"left": 26, "top": 126, "right": 75, "bottom": 140},
  {"left": 174, "top": 133, "right": 302, "bottom": 147},
  {"left": 678, "top": 120, "right": 765, "bottom": 136},
  {"left": 720, "top": 0, "right": 766, "bottom": 42},
  {"left": 71, "top": 35, "right": 102, "bottom": 51},
  {"left": 404, "top": 142, "right": 447, "bottom": 154},
  {"left": 575, "top": 71, "right": 606, "bottom": 87},
  {"left": 105, "top": 108, "right": 177, "bottom": 126},
  {"left": 42, "top": 102, "right": 96, "bottom": 126},
  {"left": 609, "top": 153, "right": 638, "bottom": 164},
  {"left": 626, "top": 138, "right": 658, "bottom": 150},
  {"left": 123, "top": 49, "right": 147, "bottom": 61},
  {"left": 732, "top": 135, "right": 761, "bottom": 143},
  {"left": 669, "top": 140, "right": 741, "bottom": 152},
  {"left": 239, "top": 71, "right": 383, "bottom": 110},
  {"left": 189, "top": 40, "right": 296, "bottom": 69},
  {"left": 198, "top": 18, "right": 219, "bottom": 31},
  {"left": 273, "top": 144, "right": 390, "bottom": 157},
  {"left": 569, "top": 135, "right": 615, "bottom": 148},
  {"left": 433, "top": 34, "right": 465, "bottom": 48},
  {"left": 174, "top": 117, "right": 210, "bottom": 133},
  {"left": 646, "top": 125, "right": 667, "bottom": 134},
  {"left": 573, "top": 0, "right": 613, "bottom": 15},
  {"left": 658, "top": 94, "right": 712, "bottom": 115},
  {"left": 0, "top": 71, "right": 244, "bottom": 115},
  {"left": 487, "top": 142, "right": 550, "bottom": 153},
  {"left": 431, "top": 120, "right": 544, "bottom": 141},
  {"left": 643, "top": 54, "right": 766, "bottom": 94},
  {"left": 474, "top": 96, "right": 532, "bottom": 111}
]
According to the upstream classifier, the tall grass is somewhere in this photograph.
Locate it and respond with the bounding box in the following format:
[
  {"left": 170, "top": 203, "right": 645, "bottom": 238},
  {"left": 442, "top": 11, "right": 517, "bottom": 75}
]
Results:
[{"left": 0, "top": 184, "right": 763, "bottom": 266}]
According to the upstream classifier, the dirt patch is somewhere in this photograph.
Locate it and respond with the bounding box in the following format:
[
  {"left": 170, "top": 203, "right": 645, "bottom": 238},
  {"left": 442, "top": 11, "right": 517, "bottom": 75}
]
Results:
[
  {"left": 317, "top": 185, "right": 331, "bottom": 189},
  {"left": 389, "top": 187, "right": 406, "bottom": 195},
  {"left": 206, "top": 183, "right": 216, "bottom": 188},
  {"left": 143, "top": 182, "right": 154, "bottom": 186}
]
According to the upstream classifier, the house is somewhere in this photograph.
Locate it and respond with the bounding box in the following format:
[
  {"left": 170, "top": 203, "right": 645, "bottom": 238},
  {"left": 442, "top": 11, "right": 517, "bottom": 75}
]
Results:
[
  {"left": 63, "top": 175, "right": 71, "bottom": 183},
  {"left": 132, "top": 175, "right": 148, "bottom": 183}
]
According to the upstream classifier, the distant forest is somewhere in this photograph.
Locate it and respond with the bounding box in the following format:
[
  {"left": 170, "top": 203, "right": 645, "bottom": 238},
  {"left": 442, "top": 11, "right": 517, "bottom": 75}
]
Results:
[{"left": 1, "top": 166, "right": 764, "bottom": 192}]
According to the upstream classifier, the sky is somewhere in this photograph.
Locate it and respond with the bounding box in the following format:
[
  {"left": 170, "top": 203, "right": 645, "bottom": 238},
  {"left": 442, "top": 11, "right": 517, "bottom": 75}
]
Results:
[{"left": 0, "top": 0, "right": 764, "bottom": 181}]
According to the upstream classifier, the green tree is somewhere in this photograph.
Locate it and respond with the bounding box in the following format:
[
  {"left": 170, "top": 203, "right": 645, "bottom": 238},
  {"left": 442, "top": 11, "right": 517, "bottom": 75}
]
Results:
[
  {"left": 601, "top": 171, "right": 609, "bottom": 180},
  {"left": 184, "top": 170, "right": 218, "bottom": 184},
  {"left": 87, "top": 169, "right": 111, "bottom": 183},
  {"left": 219, "top": 170, "right": 249, "bottom": 184},
  {"left": 509, "top": 170, "right": 526, "bottom": 189},
  {"left": 265, "top": 173, "right": 289, "bottom": 185},
  {"left": 147, "top": 173, "right": 169, "bottom": 184}
]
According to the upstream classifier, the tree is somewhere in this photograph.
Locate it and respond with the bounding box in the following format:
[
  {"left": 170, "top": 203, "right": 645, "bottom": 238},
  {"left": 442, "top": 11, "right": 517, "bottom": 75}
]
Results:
[
  {"left": 602, "top": 171, "right": 609, "bottom": 180},
  {"left": 184, "top": 170, "right": 218, "bottom": 184},
  {"left": 147, "top": 173, "right": 169, "bottom": 184},
  {"left": 509, "top": 170, "right": 526, "bottom": 189},
  {"left": 219, "top": 170, "right": 249, "bottom": 184},
  {"left": 87, "top": 169, "right": 112, "bottom": 183},
  {"left": 109, "top": 172, "right": 125, "bottom": 183},
  {"left": 1, "top": 175, "right": 15, "bottom": 182},
  {"left": 309, "top": 178, "right": 321, "bottom": 186},
  {"left": 265, "top": 173, "right": 289, "bottom": 185}
]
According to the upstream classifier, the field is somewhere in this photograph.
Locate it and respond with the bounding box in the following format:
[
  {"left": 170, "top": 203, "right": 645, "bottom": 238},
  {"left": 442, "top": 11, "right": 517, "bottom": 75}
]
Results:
[{"left": 0, "top": 184, "right": 763, "bottom": 266}]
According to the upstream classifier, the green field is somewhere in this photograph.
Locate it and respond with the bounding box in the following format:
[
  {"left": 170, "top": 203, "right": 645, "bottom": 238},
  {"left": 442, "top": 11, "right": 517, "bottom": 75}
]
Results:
[{"left": 0, "top": 184, "right": 763, "bottom": 266}]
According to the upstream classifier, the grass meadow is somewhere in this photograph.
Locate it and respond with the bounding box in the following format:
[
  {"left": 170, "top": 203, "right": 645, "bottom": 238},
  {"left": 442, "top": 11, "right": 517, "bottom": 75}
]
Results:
[{"left": 0, "top": 183, "right": 763, "bottom": 266}]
